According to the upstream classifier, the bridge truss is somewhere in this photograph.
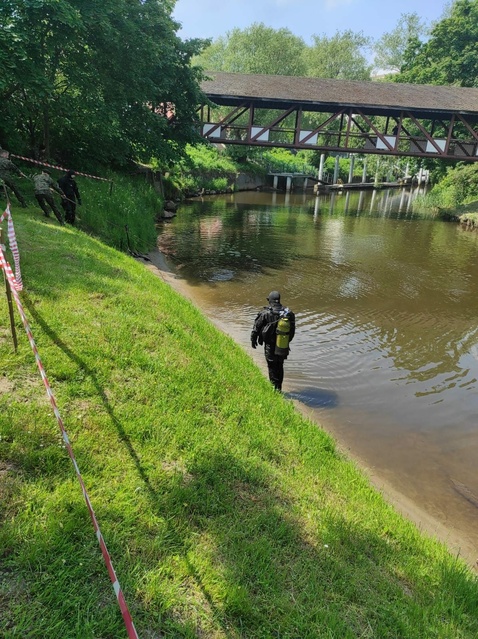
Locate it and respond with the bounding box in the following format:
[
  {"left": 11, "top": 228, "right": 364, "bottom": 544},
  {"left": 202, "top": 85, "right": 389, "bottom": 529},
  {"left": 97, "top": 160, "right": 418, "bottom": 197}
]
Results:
[{"left": 198, "top": 72, "right": 478, "bottom": 162}]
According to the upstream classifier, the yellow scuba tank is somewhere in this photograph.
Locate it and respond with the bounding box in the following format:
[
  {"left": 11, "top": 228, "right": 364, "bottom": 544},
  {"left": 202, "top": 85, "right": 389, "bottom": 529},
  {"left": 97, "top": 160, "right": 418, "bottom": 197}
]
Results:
[{"left": 275, "top": 314, "right": 291, "bottom": 356}]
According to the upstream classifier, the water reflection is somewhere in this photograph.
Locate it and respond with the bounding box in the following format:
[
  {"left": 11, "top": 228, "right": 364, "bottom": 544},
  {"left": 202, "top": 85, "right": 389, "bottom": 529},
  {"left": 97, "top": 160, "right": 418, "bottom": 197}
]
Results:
[{"left": 157, "top": 187, "right": 478, "bottom": 566}]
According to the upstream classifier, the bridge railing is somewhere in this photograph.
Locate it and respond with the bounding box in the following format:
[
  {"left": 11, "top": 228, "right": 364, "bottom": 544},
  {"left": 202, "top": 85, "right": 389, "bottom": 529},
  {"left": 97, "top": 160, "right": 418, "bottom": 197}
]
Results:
[{"left": 201, "top": 123, "right": 478, "bottom": 159}]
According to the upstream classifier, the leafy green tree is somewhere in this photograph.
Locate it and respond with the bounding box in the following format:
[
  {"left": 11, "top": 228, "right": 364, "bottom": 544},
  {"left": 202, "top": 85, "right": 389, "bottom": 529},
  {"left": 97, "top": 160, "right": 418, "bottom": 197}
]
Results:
[
  {"left": 194, "top": 23, "right": 307, "bottom": 76},
  {"left": 304, "top": 30, "right": 372, "bottom": 81},
  {"left": 0, "top": 0, "right": 208, "bottom": 168},
  {"left": 373, "top": 13, "right": 429, "bottom": 74},
  {"left": 398, "top": 0, "right": 478, "bottom": 87}
]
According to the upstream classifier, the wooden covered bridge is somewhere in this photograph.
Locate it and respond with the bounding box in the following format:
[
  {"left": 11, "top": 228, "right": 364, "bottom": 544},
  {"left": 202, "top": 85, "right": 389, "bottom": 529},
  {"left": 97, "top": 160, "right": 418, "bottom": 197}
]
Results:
[{"left": 198, "top": 72, "right": 478, "bottom": 163}]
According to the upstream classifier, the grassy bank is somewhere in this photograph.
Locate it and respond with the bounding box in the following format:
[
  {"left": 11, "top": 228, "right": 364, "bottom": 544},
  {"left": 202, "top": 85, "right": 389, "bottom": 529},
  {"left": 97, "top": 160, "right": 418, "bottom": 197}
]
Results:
[
  {"left": 2, "top": 166, "right": 161, "bottom": 254},
  {"left": 1, "top": 204, "right": 478, "bottom": 638}
]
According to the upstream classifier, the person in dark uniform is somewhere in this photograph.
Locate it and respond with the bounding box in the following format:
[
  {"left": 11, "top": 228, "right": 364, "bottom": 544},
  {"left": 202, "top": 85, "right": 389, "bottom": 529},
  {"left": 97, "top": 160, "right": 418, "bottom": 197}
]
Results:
[
  {"left": 251, "top": 291, "right": 296, "bottom": 391},
  {"left": 57, "top": 170, "right": 81, "bottom": 224},
  {"left": 0, "top": 148, "right": 27, "bottom": 207}
]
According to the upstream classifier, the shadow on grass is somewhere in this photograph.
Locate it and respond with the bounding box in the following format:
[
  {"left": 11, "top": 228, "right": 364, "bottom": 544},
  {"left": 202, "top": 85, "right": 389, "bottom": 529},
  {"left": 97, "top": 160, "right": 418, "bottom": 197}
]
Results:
[
  {"left": 18, "top": 296, "right": 478, "bottom": 639},
  {"left": 22, "top": 292, "right": 154, "bottom": 495},
  {"left": 19, "top": 293, "right": 236, "bottom": 637},
  {"left": 154, "top": 450, "right": 478, "bottom": 638}
]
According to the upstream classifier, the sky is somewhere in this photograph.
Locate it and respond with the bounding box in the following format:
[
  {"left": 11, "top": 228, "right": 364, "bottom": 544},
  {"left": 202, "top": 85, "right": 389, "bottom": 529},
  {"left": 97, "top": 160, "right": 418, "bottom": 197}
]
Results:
[{"left": 172, "top": 0, "right": 451, "bottom": 44}]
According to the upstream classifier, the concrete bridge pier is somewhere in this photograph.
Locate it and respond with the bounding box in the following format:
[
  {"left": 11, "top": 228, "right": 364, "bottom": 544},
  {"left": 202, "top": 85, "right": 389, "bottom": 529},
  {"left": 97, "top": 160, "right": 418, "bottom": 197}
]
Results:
[
  {"left": 374, "top": 159, "right": 381, "bottom": 186},
  {"left": 286, "top": 176, "right": 292, "bottom": 192},
  {"left": 318, "top": 153, "right": 326, "bottom": 182},
  {"left": 362, "top": 158, "right": 367, "bottom": 183},
  {"left": 333, "top": 157, "right": 340, "bottom": 184},
  {"left": 273, "top": 175, "right": 279, "bottom": 189},
  {"left": 348, "top": 155, "right": 355, "bottom": 184}
]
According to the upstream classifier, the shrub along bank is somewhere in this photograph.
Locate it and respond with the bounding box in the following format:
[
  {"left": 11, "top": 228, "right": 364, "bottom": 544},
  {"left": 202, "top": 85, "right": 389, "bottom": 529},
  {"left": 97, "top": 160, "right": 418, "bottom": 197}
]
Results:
[
  {"left": 1, "top": 206, "right": 478, "bottom": 638},
  {"left": 412, "top": 163, "right": 478, "bottom": 223}
]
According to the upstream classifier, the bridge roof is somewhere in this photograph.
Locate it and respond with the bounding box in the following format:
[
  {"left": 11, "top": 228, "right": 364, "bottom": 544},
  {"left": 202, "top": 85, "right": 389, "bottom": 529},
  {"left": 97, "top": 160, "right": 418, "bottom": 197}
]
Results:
[{"left": 201, "top": 71, "right": 478, "bottom": 120}]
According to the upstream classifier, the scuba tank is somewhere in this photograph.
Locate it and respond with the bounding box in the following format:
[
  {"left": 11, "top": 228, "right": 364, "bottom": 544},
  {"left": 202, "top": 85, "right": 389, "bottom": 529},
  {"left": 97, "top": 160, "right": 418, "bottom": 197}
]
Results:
[{"left": 275, "top": 310, "right": 291, "bottom": 356}]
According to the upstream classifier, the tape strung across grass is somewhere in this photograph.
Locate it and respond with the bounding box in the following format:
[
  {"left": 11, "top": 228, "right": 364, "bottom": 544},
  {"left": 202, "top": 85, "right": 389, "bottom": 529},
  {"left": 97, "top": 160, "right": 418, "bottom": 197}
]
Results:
[
  {"left": 10, "top": 153, "right": 112, "bottom": 183},
  {"left": 0, "top": 204, "right": 23, "bottom": 290},
  {"left": 0, "top": 233, "right": 139, "bottom": 639}
]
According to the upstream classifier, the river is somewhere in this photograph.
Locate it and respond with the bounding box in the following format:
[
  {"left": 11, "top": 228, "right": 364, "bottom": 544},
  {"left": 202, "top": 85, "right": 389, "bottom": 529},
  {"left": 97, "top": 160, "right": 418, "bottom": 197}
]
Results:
[{"left": 152, "top": 187, "right": 478, "bottom": 569}]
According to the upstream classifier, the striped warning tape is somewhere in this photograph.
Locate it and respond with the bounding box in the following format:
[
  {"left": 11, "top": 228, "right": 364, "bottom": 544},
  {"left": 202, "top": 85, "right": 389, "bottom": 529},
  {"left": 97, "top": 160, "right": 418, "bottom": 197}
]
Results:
[
  {"left": 10, "top": 153, "right": 112, "bottom": 183},
  {"left": 0, "top": 204, "right": 23, "bottom": 291},
  {"left": 0, "top": 245, "right": 139, "bottom": 639}
]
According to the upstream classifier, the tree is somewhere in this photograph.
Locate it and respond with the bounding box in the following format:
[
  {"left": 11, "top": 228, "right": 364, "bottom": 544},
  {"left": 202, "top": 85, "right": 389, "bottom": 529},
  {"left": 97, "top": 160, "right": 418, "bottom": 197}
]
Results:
[
  {"left": 194, "top": 23, "right": 307, "bottom": 76},
  {"left": 373, "top": 13, "right": 429, "bottom": 74},
  {"left": 0, "top": 0, "right": 209, "bottom": 168},
  {"left": 304, "top": 30, "right": 372, "bottom": 81},
  {"left": 398, "top": 0, "right": 478, "bottom": 87}
]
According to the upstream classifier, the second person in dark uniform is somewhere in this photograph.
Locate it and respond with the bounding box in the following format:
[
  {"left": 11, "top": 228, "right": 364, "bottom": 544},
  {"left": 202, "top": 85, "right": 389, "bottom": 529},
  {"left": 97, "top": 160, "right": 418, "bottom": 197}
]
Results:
[{"left": 58, "top": 171, "right": 81, "bottom": 225}]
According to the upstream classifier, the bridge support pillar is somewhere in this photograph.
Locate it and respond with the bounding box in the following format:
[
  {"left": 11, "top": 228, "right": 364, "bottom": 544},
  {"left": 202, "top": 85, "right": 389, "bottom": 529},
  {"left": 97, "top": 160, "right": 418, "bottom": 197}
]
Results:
[
  {"left": 348, "top": 155, "right": 355, "bottom": 184},
  {"left": 374, "top": 158, "right": 381, "bottom": 186},
  {"left": 286, "top": 176, "right": 292, "bottom": 192},
  {"left": 362, "top": 158, "right": 367, "bottom": 183},
  {"left": 318, "top": 154, "right": 325, "bottom": 182},
  {"left": 273, "top": 175, "right": 278, "bottom": 189},
  {"left": 333, "top": 157, "right": 340, "bottom": 184}
]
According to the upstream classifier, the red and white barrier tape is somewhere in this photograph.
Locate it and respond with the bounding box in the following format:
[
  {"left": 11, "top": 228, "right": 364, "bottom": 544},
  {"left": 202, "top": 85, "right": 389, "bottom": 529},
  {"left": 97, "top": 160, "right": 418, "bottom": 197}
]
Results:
[
  {"left": 0, "top": 204, "right": 23, "bottom": 291},
  {"left": 0, "top": 245, "right": 139, "bottom": 639},
  {"left": 10, "top": 153, "right": 112, "bottom": 183}
]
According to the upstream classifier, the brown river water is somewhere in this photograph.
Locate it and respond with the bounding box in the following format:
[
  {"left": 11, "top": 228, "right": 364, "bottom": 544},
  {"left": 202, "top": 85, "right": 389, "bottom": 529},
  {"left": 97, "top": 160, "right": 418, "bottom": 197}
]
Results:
[{"left": 151, "top": 187, "right": 478, "bottom": 569}]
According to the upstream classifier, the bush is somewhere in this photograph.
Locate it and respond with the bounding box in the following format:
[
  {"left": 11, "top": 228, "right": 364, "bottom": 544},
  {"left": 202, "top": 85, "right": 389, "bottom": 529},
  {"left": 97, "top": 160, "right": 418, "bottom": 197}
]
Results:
[{"left": 425, "top": 164, "right": 478, "bottom": 209}]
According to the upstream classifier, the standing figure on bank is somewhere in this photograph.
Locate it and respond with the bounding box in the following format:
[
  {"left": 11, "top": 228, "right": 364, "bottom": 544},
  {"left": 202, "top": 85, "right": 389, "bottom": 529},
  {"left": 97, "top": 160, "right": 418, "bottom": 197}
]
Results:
[
  {"left": 33, "top": 169, "right": 65, "bottom": 225},
  {"left": 0, "top": 148, "right": 27, "bottom": 207},
  {"left": 58, "top": 170, "right": 81, "bottom": 225},
  {"left": 251, "top": 291, "right": 296, "bottom": 392}
]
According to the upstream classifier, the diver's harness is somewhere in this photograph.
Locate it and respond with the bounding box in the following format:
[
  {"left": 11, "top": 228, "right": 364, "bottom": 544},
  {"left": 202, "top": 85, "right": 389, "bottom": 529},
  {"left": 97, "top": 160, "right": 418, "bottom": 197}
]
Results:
[{"left": 260, "top": 306, "right": 292, "bottom": 356}]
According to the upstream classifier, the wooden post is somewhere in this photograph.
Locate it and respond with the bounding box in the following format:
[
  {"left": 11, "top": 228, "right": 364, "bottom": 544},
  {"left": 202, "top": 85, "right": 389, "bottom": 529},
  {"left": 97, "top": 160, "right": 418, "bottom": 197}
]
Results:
[{"left": 0, "top": 227, "right": 18, "bottom": 352}]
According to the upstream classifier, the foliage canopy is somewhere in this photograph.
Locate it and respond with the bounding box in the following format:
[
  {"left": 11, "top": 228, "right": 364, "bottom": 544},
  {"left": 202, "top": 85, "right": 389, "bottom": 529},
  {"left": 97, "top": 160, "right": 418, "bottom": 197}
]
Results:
[
  {"left": 398, "top": 0, "right": 478, "bottom": 87},
  {"left": 0, "top": 0, "right": 209, "bottom": 169},
  {"left": 197, "top": 23, "right": 307, "bottom": 76},
  {"left": 194, "top": 22, "right": 372, "bottom": 81}
]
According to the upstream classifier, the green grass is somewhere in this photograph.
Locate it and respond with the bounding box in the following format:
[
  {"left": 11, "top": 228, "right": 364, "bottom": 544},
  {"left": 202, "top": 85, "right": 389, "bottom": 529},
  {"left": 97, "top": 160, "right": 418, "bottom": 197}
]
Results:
[
  {"left": 2, "top": 167, "right": 160, "bottom": 254},
  {"left": 1, "top": 203, "right": 478, "bottom": 638}
]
